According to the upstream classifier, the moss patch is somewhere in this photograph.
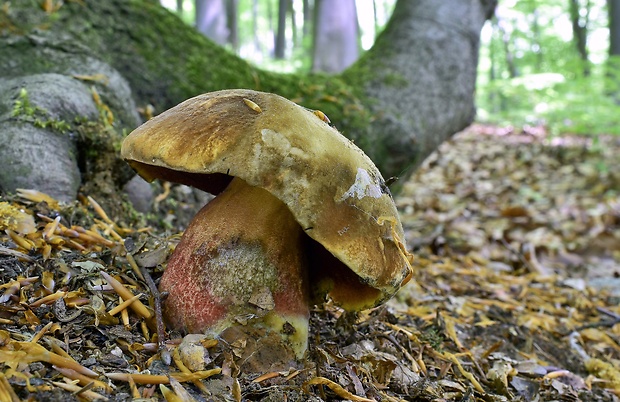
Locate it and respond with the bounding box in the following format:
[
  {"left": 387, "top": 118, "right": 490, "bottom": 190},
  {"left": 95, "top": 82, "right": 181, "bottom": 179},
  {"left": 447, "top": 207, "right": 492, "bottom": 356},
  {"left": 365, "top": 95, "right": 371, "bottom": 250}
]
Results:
[{"left": 11, "top": 88, "right": 71, "bottom": 134}]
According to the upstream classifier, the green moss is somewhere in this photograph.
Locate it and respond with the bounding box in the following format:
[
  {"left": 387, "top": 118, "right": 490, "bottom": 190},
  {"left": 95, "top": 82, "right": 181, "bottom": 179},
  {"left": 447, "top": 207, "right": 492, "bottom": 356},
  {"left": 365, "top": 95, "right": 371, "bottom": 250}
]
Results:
[
  {"left": 11, "top": 88, "right": 37, "bottom": 117},
  {"left": 421, "top": 325, "right": 445, "bottom": 352},
  {"left": 383, "top": 72, "right": 408, "bottom": 88},
  {"left": 11, "top": 88, "right": 71, "bottom": 134}
]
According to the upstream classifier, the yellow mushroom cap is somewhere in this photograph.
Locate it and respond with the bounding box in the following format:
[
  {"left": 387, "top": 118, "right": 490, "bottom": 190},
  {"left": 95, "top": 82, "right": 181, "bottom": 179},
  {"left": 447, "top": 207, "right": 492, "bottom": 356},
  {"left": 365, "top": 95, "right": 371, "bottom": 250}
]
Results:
[{"left": 121, "top": 89, "right": 412, "bottom": 310}]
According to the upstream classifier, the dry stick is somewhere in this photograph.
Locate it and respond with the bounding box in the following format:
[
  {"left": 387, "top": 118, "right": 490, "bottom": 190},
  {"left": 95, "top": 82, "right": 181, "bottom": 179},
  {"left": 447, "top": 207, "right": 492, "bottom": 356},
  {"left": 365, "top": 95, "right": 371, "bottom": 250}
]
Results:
[
  {"left": 598, "top": 307, "right": 620, "bottom": 319},
  {"left": 141, "top": 266, "right": 170, "bottom": 365},
  {"left": 572, "top": 307, "right": 620, "bottom": 331},
  {"left": 378, "top": 333, "right": 416, "bottom": 366}
]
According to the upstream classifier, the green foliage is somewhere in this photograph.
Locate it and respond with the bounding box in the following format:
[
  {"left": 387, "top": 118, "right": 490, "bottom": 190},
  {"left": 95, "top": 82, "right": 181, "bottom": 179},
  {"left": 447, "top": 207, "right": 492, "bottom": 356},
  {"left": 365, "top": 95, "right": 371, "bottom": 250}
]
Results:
[
  {"left": 477, "top": 0, "right": 620, "bottom": 136},
  {"left": 11, "top": 88, "right": 71, "bottom": 133},
  {"left": 478, "top": 62, "right": 620, "bottom": 136},
  {"left": 420, "top": 324, "right": 445, "bottom": 352}
]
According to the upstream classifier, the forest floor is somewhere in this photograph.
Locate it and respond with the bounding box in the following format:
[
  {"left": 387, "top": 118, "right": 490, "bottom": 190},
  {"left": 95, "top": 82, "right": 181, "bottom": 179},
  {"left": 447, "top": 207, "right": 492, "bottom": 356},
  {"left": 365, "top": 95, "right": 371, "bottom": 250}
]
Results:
[{"left": 0, "top": 124, "right": 619, "bottom": 401}]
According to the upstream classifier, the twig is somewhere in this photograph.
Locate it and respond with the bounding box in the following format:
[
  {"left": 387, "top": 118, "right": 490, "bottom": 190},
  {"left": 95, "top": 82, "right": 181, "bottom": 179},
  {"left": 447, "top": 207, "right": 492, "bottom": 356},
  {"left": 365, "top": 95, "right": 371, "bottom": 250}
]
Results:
[
  {"left": 141, "top": 267, "right": 170, "bottom": 365},
  {"left": 597, "top": 307, "right": 620, "bottom": 320},
  {"left": 572, "top": 307, "right": 620, "bottom": 331}
]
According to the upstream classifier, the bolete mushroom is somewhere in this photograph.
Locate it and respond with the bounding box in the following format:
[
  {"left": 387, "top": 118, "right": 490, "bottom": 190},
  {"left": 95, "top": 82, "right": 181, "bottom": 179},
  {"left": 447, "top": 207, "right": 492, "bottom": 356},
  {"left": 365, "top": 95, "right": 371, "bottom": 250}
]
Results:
[{"left": 121, "top": 89, "right": 412, "bottom": 361}]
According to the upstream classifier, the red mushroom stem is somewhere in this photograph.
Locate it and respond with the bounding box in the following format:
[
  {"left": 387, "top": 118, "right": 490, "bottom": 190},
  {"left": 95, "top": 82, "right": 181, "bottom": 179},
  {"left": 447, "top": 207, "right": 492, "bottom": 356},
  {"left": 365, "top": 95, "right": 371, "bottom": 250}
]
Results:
[{"left": 160, "top": 177, "right": 310, "bottom": 357}]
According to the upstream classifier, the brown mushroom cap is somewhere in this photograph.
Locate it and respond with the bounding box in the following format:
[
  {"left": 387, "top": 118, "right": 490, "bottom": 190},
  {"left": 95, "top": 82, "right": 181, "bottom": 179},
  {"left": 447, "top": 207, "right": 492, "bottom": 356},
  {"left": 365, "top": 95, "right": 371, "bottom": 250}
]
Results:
[{"left": 121, "top": 89, "right": 411, "bottom": 310}]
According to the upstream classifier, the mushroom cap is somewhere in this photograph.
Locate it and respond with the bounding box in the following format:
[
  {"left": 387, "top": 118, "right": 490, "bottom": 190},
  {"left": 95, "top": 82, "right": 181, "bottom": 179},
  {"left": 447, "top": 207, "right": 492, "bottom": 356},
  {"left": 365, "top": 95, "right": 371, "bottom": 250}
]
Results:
[{"left": 121, "top": 89, "right": 411, "bottom": 310}]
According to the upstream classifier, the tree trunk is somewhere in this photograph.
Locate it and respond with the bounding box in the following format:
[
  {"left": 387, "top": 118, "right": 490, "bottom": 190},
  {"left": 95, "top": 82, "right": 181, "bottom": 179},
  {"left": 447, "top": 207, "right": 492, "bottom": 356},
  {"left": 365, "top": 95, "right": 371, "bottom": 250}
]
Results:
[
  {"left": 532, "top": 9, "right": 543, "bottom": 72},
  {"left": 496, "top": 16, "right": 518, "bottom": 78},
  {"left": 252, "top": 0, "right": 262, "bottom": 55},
  {"left": 195, "top": 0, "right": 229, "bottom": 45},
  {"left": 226, "top": 0, "right": 239, "bottom": 52},
  {"left": 569, "top": 0, "right": 590, "bottom": 75},
  {"left": 274, "top": 0, "right": 287, "bottom": 59},
  {"left": 608, "top": 0, "right": 620, "bottom": 101},
  {"left": 303, "top": 0, "right": 312, "bottom": 39},
  {"left": 312, "top": 0, "right": 359, "bottom": 73},
  {"left": 289, "top": 0, "right": 298, "bottom": 49},
  {"left": 610, "top": 0, "right": 620, "bottom": 56},
  {"left": 0, "top": 0, "right": 495, "bottom": 205},
  {"left": 343, "top": 0, "right": 497, "bottom": 180}
]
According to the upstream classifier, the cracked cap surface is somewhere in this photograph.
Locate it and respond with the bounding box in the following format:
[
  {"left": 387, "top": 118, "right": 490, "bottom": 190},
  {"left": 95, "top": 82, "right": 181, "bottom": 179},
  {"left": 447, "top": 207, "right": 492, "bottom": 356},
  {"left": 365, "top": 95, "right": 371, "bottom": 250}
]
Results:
[{"left": 121, "top": 89, "right": 412, "bottom": 310}]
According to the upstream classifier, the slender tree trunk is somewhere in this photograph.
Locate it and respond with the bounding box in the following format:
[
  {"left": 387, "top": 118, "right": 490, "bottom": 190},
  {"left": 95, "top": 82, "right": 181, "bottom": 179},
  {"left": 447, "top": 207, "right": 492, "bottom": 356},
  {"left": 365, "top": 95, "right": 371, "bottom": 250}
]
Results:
[
  {"left": 570, "top": 0, "right": 590, "bottom": 75},
  {"left": 532, "top": 9, "right": 543, "bottom": 72},
  {"left": 227, "top": 0, "right": 238, "bottom": 52},
  {"left": 252, "top": 0, "right": 262, "bottom": 55},
  {"left": 302, "top": 0, "right": 312, "bottom": 61},
  {"left": 608, "top": 0, "right": 620, "bottom": 101},
  {"left": 195, "top": 0, "right": 229, "bottom": 45},
  {"left": 289, "top": 0, "right": 297, "bottom": 49},
  {"left": 302, "top": 0, "right": 311, "bottom": 39},
  {"left": 312, "top": 0, "right": 359, "bottom": 72},
  {"left": 373, "top": 0, "right": 379, "bottom": 35},
  {"left": 489, "top": 18, "right": 498, "bottom": 112},
  {"left": 274, "top": 0, "right": 287, "bottom": 59},
  {"left": 610, "top": 0, "right": 620, "bottom": 56},
  {"left": 496, "top": 16, "right": 518, "bottom": 78}
]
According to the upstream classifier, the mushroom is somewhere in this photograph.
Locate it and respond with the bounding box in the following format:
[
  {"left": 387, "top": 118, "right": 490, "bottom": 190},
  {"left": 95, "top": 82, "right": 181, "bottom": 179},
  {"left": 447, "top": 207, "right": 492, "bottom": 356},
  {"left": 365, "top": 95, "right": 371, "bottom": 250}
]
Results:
[{"left": 121, "top": 89, "right": 412, "bottom": 362}]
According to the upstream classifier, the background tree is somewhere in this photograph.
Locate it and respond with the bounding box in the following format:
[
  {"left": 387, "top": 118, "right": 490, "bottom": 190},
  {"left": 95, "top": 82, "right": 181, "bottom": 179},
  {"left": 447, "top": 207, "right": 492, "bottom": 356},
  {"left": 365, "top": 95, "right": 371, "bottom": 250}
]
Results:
[
  {"left": 609, "top": 0, "right": 620, "bottom": 100},
  {"left": 312, "top": 0, "right": 359, "bottom": 73},
  {"left": 611, "top": 0, "right": 620, "bottom": 56},
  {"left": 227, "top": 0, "right": 239, "bottom": 52},
  {"left": 195, "top": 0, "right": 229, "bottom": 45},
  {"left": 274, "top": 0, "right": 288, "bottom": 59},
  {"left": 570, "top": 0, "right": 591, "bottom": 75},
  {"left": 0, "top": 0, "right": 495, "bottom": 211},
  {"left": 476, "top": 0, "right": 619, "bottom": 135}
]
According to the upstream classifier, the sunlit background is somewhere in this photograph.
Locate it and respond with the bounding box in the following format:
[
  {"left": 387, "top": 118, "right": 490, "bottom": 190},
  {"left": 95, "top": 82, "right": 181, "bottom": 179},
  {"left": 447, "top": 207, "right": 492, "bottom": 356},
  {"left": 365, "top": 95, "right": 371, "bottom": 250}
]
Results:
[{"left": 162, "top": 0, "right": 620, "bottom": 136}]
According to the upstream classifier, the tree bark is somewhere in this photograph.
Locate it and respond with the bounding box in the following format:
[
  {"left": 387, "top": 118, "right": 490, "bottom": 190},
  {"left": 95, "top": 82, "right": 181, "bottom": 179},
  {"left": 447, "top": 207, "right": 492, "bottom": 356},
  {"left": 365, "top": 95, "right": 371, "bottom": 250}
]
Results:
[
  {"left": 0, "top": 0, "right": 495, "bottom": 205},
  {"left": 343, "top": 0, "right": 497, "bottom": 180}
]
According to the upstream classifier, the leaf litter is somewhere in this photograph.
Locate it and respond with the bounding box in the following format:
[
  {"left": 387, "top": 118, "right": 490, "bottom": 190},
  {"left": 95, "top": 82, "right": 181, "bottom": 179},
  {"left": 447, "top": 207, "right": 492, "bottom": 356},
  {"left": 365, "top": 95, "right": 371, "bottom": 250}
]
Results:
[{"left": 0, "top": 124, "right": 618, "bottom": 401}]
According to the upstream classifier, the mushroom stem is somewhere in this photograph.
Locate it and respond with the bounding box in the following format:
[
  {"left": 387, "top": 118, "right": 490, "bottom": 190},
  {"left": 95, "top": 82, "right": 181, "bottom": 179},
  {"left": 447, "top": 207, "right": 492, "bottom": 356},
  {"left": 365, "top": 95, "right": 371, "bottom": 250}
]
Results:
[{"left": 160, "top": 177, "right": 310, "bottom": 358}]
